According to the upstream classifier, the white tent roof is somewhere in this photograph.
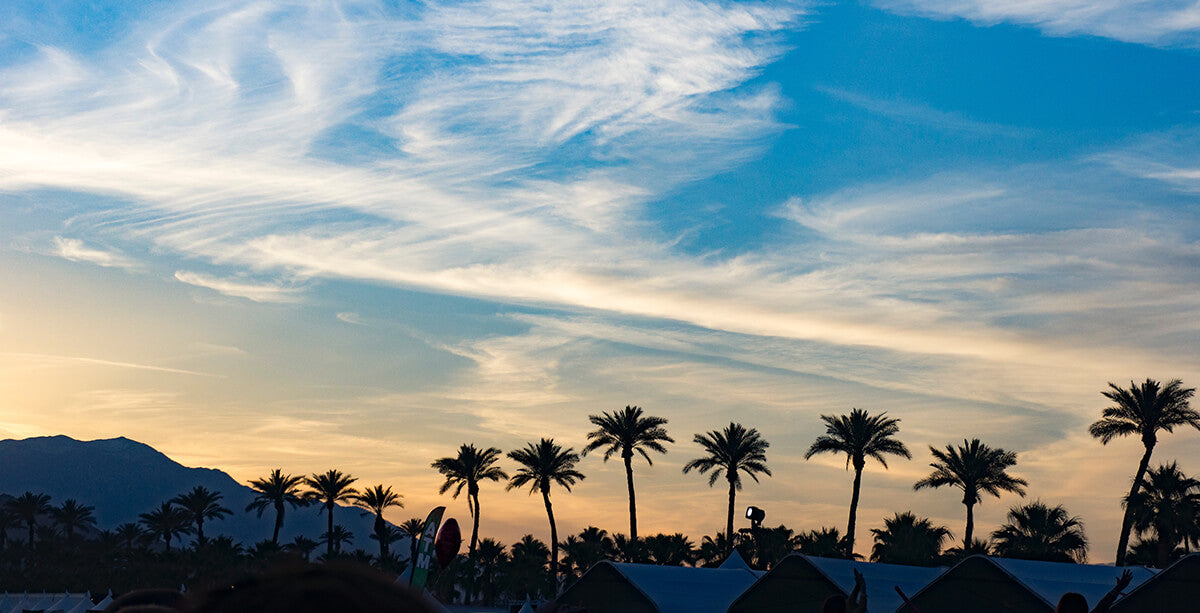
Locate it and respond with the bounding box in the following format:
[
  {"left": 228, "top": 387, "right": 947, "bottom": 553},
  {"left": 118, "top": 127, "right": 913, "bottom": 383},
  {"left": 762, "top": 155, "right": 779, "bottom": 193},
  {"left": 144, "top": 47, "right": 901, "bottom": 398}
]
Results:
[
  {"left": 517, "top": 596, "right": 534, "bottom": 613},
  {"left": 606, "top": 562, "right": 763, "bottom": 613},
  {"left": 718, "top": 550, "right": 752, "bottom": 571},
  {"left": 801, "top": 555, "right": 945, "bottom": 613},
  {"left": 903, "top": 556, "right": 1156, "bottom": 611},
  {"left": 88, "top": 590, "right": 113, "bottom": 612}
]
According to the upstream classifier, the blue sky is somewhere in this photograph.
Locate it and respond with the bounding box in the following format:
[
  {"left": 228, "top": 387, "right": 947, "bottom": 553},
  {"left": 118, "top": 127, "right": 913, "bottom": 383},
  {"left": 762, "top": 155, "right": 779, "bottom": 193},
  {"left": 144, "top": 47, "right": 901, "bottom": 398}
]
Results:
[{"left": 1, "top": 0, "right": 1199, "bottom": 561}]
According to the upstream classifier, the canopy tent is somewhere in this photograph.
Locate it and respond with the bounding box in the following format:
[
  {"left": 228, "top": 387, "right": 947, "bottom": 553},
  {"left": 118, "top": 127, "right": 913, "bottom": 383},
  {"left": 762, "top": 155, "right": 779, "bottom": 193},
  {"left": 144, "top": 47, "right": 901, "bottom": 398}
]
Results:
[
  {"left": 902, "top": 556, "right": 1156, "bottom": 613},
  {"left": 0, "top": 592, "right": 91, "bottom": 613},
  {"left": 557, "top": 561, "right": 763, "bottom": 613},
  {"left": 1111, "top": 553, "right": 1200, "bottom": 611},
  {"left": 727, "top": 553, "right": 943, "bottom": 613}
]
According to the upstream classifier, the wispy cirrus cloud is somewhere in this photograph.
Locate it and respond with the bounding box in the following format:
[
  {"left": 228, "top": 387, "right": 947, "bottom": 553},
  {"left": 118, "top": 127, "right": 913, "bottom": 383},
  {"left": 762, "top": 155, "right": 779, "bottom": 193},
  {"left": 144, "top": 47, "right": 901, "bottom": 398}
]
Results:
[
  {"left": 50, "top": 236, "right": 137, "bottom": 269},
  {"left": 874, "top": 0, "right": 1200, "bottom": 46},
  {"left": 173, "top": 271, "right": 302, "bottom": 303}
]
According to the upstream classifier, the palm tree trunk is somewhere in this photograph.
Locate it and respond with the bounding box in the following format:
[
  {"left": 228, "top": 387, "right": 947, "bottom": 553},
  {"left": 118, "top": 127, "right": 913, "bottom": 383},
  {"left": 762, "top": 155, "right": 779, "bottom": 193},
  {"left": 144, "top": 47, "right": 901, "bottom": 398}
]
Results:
[
  {"left": 376, "top": 513, "right": 387, "bottom": 560},
  {"left": 964, "top": 501, "right": 975, "bottom": 548},
  {"left": 471, "top": 491, "right": 481, "bottom": 556},
  {"left": 27, "top": 522, "right": 34, "bottom": 546},
  {"left": 272, "top": 501, "right": 285, "bottom": 544},
  {"left": 624, "top": 452, "right": 638, "bottom": 540},
  {"left": 197, "top": 518, "right": 205, "bottom": 543},
  {"left": 1116, "top": 443, "right": 1155, "bottom": 566},
  {"left": 326, "top": 502, "right": 335, "bottom": 557},
  {"left": 1156, "top": 526, "right": 1171, "bottom": 568},
  {"left": 847, "top": 464, "right": 863, "bottom": 556},
  {"left": 726, "top": 475, "right": 737, "bottom": 553},
  {"left": 542, "top": 487, "right": 559, "bottom": 590}
]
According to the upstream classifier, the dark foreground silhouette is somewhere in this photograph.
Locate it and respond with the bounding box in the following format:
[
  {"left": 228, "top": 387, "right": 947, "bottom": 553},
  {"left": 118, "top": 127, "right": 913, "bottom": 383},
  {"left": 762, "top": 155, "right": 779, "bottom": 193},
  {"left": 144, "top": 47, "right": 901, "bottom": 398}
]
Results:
[{"left": 104, "top": 563, "right": 436, "bottom": 613}]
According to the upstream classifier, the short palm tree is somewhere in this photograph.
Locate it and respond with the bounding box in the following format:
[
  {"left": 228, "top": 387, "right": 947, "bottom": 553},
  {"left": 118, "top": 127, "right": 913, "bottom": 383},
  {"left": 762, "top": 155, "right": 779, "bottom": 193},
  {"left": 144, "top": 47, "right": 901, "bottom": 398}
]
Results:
[
  {"left": 1089, "top": 378, "right": 1197, "bottom": 565},
  {"left": 51, "top": 499, "right": 97, "bottom": 542},
  {"left": 914, "top": 438, "right": 1028, "bottom": 547},
  {"left": 354, "top": 484, "right": 405, "bottom": 560},
  {"left": 682, "top": 422, "right": 771, "bottom": 549},
  {"left": 1126, "top": 461, "right": 1200, "bottom": 568},
  {"left": 795, "top": 527, "right": 851, "bottom": 559},
  {"left": 991, "top": 501, "right": 1088, "bottom": 563},
  {"left": 246, "top": 469, "right": 309, "bottom": 544},
  {"left": 287, "top": 535, "right": 320, "bottom": 562},
  {"left": 399, "top": 517, "right": 425, "bottom": 563},
  {"left": 507, "top": 438, "right": 586, "bottom": 589},
  {"left": 870, "top": 512, "right": 952, "bottom": 566},
  {"left": 321, "top": 524, "right": 355, "bottom": 556},
  {"left": 805, "top": 408, "right": 911, "bottom": 555},
  {"left": 114, "top": 522, "right": 146, "bottom": 553},
  {"left": 171, "top": 485, "right": 232, "bottom": 543},
  {"left": 6, "top": 492, "right": 51, "bottom": 545},
  {"left": 583, "top": 405, "right": 674, "bottom": 540},
  {"left": 695, "top": 532, "right": 736, "bottom": 567},
  {"left": 139, "top": 502, "right": 193, "bottom": 551},
  {"left": 305, "top": 469, "right": 359, "bottom": 557},
  {"left": 643, "top": 532, "right": 695, "bottom": 566},
  {"left": 432, "top": 444, "right": 508, "bottom": 555}
]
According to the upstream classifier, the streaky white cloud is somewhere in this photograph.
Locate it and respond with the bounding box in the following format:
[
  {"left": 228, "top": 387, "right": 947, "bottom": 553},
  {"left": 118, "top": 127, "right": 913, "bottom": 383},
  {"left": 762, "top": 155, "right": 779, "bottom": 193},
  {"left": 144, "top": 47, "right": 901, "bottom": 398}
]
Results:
[
  {"left": 51, "top": 236, "right": 137, "bottom": 269},
  {"left": 174, "top": 270, "right": 302, "bottom": 303},
  {"left": 875, "top": 0, "right": 1200, "bottom": 46},
  {"left": 336, "top": 312, "right": 367, "bottom": 325},
  {"left": 817, "top": 86, "right": 1032, "bottom": 137},
  {"left": 0, "top": 351, "right": 218, "bottom": 377}
]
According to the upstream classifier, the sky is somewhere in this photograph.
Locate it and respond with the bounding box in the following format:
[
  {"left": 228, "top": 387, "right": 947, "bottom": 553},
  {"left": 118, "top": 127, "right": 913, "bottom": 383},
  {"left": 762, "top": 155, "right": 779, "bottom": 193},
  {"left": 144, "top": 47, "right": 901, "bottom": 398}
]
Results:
[{"left": 1, "top": 0, "right": 1199, "bottom": 564}]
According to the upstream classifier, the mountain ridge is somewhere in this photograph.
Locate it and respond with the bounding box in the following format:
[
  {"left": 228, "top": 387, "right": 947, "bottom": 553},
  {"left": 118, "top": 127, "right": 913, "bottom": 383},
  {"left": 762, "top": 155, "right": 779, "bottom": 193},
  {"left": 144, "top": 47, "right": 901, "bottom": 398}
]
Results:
[{"left": 0, "top": 434, "right": 402, "bottom": 550}]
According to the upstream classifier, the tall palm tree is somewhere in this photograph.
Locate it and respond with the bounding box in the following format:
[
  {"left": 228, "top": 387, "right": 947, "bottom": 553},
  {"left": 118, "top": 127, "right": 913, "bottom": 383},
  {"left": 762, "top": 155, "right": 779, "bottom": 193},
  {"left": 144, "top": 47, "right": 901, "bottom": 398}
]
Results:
[
  {"left": 583, "top": 405, "right": 674, "bottom": 540},
  {"left": 139, "top": 502, "right": 193, "bottom": 551},
  {"left": 51, "top": 499, "right": 97, "bottom": 542},
  {"left": 1088, "top": 378, "right": 1197, "bottom": 565},
  {"left": 914, "top": 438, "right": 1028, "bottom": 547},
  {"left": 171, "top": 486, "right": 232, "bottom": 543},
  {"left": 246, "top": 469, "right": 309, "bottom": 544},
  {"left": 1126, "top": 461, "right": 1200, "bottom": 568},
  {"left": 507, "top": 438, "right": 585, "bottom": 589},
  {"left": 870, "top": 512, "right": 952, "bottom": 567},
  {"left": 305, "top": 469, "right": 359, "bottom": 557},
  {"left": 6, "top": 492, "right": 51, "bottom": 545},
  {"left": 432, "top": 444, "right": 508, "bottom": 556},
  {"left": 991, "top": 501, "right": 1088, "bottom": 563},
  {"left": 682, "top": 422, "right": 772, "bottom": 548},
  {"left": 354, "top": 484, "right": 405, "bottom": 561},
  {"left": 805, "top": 408, "right": 911, "bottom": 555}
]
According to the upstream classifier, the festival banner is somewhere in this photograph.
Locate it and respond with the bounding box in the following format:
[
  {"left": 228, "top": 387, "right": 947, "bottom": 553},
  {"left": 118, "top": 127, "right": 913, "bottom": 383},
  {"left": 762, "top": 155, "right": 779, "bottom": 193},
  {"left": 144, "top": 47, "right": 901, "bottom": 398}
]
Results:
[{"left": 410, "top": 506, "right": 445, "bottom": 591}]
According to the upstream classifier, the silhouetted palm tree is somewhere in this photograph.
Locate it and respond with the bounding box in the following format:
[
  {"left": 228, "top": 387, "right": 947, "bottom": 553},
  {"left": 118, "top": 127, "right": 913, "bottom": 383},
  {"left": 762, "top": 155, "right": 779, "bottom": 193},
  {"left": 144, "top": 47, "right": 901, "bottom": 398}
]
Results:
[
  {"left": 475, "top": 537, "right": 508, "bottom": 605},
  {"left": 399, "top": 517, "right": 425, "bottom": 564},
  {"left": 432, "top": 444, "right": 508, "bottom": 556},
  {"left": 114, "top": 522, "right": 145, "bottom": 553},
  {"left": 870, "top": 512, "right": 952, "bottom": 566},
  {"left": 507, "top": 438, "right": 585, "bottom": 589},
  {"left": 613, "top": 532, "right": 647, "bottom": 563},
  {"left": 695, "top": 532, "right": 736, "bottom": 567},
  {"left": 1126, "top": 461, "right": 1200, "bottom": 568},
  {"left": 1089, "top": 378, "right": 1197, "bottom": 565},
  {"left": 508, "top": 534, "right": 552, "bottom": 599},
  {"left": 643, "top": 533, "right": 695, "bottom": 566},
  {"left": 321, "top": 524, "right": 355, "bottom": 556},
  {"left": 583, "top": 405, "right": 674, "bottom": 540},
  {"left": 742, "top": 525, "right": 798, "bottom": 569},
  {"left": 305, "top": 469, "right": 359, "bottom": 557},
  {"left": 559, "top": 526, "right": 615, "bottom": 578},
  {"left": 139, "top": 502, "right": 193, "bottom": 551},
  {"left": 287, "top": 535, "right": 320, "bottom": 562},
  {"left": 51, "top": 499, "right": 96, "bottom": 542},
  {"left": 805, "top": 408, "right": 911, "bottom": 556},
  {"left": 942, "top": 538, "right": 993, "bottom": 562},
  {"left": 795, "top": 527, "right": 852, "bottom": 559},
  {"left": 7, "top": 492, "right": 51, "bottom": 545},
  {"left": 246, "top": 469, "right": 309, "bottom": 544},
  {"left": 171, "top": 486, "right": 232, "bottom": 543},
  {"left": 682, "top": 422, "right": 771, "bottom": 549},
  {"left": 991, "top": 501, "right": 1088, "bottom": 563},
  {"left": 354, "top": 484, "right": 404, "bottom": 561},
  {"left": 914, "top": 439, "right": 1028, "bottom": 547}
]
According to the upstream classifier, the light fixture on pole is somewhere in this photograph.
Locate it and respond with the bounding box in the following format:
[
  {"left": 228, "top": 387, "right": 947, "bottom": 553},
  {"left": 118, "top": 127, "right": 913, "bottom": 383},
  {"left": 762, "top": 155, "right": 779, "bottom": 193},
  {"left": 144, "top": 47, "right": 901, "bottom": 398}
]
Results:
[{"left": 745, "top": 505, "right": 765, "bottom": 530}]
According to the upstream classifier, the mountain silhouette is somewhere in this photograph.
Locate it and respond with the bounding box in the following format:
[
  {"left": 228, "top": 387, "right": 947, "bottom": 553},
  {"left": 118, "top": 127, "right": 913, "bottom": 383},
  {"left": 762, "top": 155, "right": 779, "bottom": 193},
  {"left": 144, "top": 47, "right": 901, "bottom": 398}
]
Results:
[{"left": 0, "top": 435, "right": 401, "bottom": 549}]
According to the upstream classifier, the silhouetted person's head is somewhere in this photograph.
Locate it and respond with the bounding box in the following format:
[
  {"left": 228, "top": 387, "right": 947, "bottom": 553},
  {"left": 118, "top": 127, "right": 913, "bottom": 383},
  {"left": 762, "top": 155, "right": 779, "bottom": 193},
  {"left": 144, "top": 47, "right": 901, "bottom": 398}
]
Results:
[
  {"left": 1056, "top": 592, "right": 1089, "bottom": 613},
  {"left": 193, "top": 562, "right": 436, "bottom": 613},
  {"left": 822, "top": 594, "right": 847, "bottom": 613},
  {"left": 104, "top": 588, "right": 189, "bottom": 613}
]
